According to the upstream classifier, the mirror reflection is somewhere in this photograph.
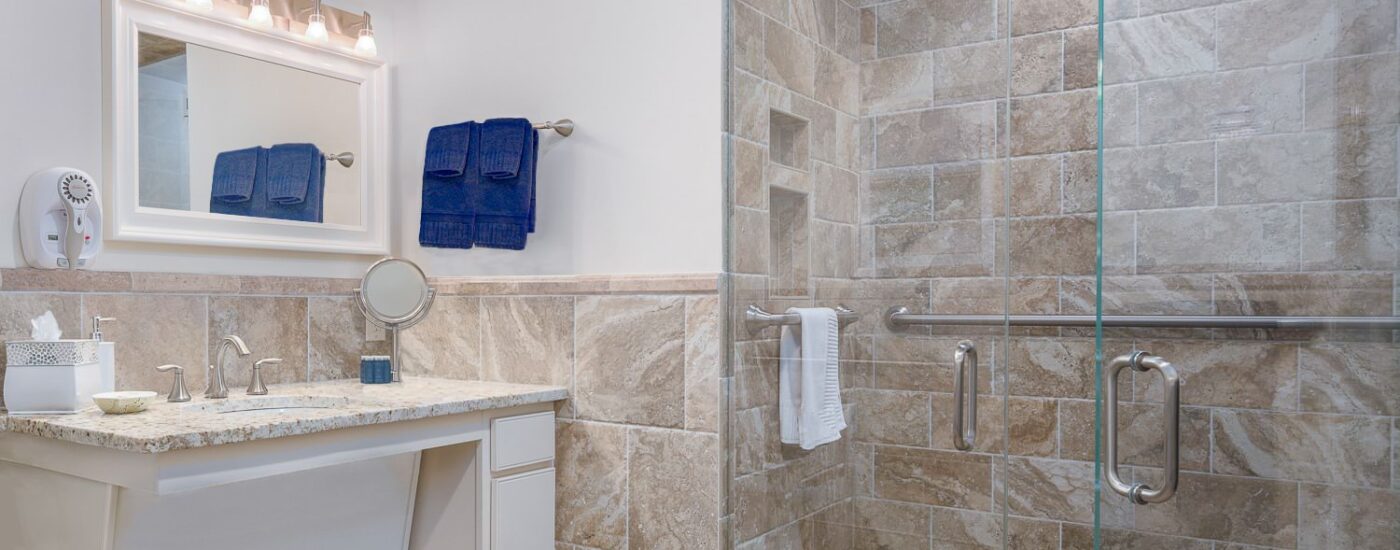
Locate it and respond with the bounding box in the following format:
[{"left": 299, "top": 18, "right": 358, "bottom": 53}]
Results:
[{"left": 136, "top": 31, "right": 362, "bottom": 225}]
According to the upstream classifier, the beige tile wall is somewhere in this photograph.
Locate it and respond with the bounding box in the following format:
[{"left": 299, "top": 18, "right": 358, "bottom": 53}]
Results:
[
  {"left": 729, "top": 0, "right": 1399, "bottom": 548},
  {"left": 0, "top": 268, "right": 725, "bottom": 550}
]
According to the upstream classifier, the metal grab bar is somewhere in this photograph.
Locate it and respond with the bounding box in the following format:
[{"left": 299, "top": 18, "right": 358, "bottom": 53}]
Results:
[
  {"left": 952, "top": 341, "right": 977, "bottom": 451},
  {"left": 1105, "top": 351, "right": 1180, "bottom": 505},
  {"left": 885, "top": 307, "right": 1400, "bottom": 330},
  {"left": 744, "top": 305, "right": 859, "bottom": 334}
]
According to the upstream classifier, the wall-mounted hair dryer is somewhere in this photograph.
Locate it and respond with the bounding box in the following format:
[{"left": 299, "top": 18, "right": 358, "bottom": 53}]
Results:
[{"left": 19, "top": 168, "right": 105, "bottom": 270}]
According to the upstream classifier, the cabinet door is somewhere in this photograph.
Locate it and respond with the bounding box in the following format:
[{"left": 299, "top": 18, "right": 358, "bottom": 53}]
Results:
[{"left": 490, "top": 468, "right": 555, "bottom": 550}]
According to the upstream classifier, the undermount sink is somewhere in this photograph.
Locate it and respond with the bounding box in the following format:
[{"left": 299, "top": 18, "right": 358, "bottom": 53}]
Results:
[{"left": 182, "top": 396, "right": 351, "bottom": 416}]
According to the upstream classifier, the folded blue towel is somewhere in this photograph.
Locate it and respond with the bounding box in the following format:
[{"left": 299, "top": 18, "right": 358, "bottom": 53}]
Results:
[
  {"left": 425, "top": 122, "right": 472, "bottom": 178},
  {"left": 267, "top": 143, "right": 320, "bottom": 204},
  {"left": 472, "top": 125, "right": 538, "bottom": 250},
  {"left": 209, "top": 146, "right": 325, "bottom": 223},
  {"left": 480, "top": 118, "right": 531, "bottom": 179},
  {"left": 210, "top": 147, "right": 261, "bottom": 203},
  {"left": 419, "top": 122, "right": 478, "bottom": 249},
  {"left": 211, "top": 147, "right": 267, "bottom": 218}
]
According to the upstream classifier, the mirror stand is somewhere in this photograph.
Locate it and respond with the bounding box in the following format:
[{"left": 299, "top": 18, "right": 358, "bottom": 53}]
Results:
[
  {"left": 353, "top": 289, "right": 434, "bottom": 382},
  {"left": 353, "top": 257, "right": 435, "bottom": 383}
]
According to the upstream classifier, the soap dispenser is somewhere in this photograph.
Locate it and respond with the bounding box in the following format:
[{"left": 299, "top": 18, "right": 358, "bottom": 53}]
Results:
[{"left": 91, "top": 316, "right": 117, "bottom": 393}]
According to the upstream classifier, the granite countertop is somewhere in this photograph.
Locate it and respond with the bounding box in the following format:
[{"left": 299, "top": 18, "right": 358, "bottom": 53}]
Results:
[{"left": 0, "top": 377, "right": 567, "bottom": 454}]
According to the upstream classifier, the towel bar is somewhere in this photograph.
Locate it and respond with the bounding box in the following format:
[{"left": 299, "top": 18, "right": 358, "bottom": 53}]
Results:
[
  {"left": 323, "top": 152, "right": 354, "bottom": 167},
  {"left": 532, "top": 119, "right": 575, "bottom": 137},
  {"left": 745, "top": 305, "right": 859, "bottom": 334}
]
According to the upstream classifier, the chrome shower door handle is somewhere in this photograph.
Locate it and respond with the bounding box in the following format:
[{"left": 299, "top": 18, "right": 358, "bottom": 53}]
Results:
[
  {"left": 952, "top": 340, "right": 977, "bottom": 451},
  {"left": 1104, "top": 351, "right": 1180, "bottom": 505}
]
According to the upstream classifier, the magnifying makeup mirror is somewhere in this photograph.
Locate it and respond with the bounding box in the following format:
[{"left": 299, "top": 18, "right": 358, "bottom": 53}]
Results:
[{"left": 353, "top": 257, "right": 435, "bottom": 382}]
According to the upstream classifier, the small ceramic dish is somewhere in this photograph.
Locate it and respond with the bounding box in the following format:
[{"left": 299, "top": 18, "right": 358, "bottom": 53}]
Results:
[{"left": 92, "top": 391, "right": 159, "bottom": 414}]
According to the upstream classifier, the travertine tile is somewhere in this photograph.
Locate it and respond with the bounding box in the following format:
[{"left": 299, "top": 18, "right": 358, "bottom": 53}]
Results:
[
  {"left": 851, "top": 389, "right": 930, "bottom": 446},
  {"left": 873, "top": 445, "right": 992, "bottom": 509},
  {"left": 1137, "top": 205, "right": 1300, "bottom": 273},
  {"left": 863, "top": 167, "right": 933, "bottom": 224},
  {"left": 874, "top": 219, "right": 997, "bottom": 277},
  {"left": 810, "top": 221, "right": 856, "bottom": 278},
  {"left": 207, "top": 296, "right": 308, "bottom": 386},
  {"left": 1305, "top": 53, "right": 1400, "bottom": 129},
  {"left": 791, "top": 0, "right": 838, "bottom": 46},
  {"left": 1011, "top": 33, "right": 1063, "bottom": 96},
  {"left": 1063, "top": 525, "right": 1212, "bottom": 550},
  {"left": 1008, "top": 338, "right": 1095, "bottom": 398},
  {"left": 1063, "top": 26, "right": 1098, "bottom": 90},
  {"left": 999, "top": 457, "right": 1128, "bottom": 526},
  {"left": 1012, "top": 0, "right": 1096, "bottom": 35},
  {"left": 852, "top": 497, "right": 929, "bottom": 536},
  {"left": 732, "top": 138, "right": 767, "bottom": 209},
  {"left": 1301, "top": 199, "right": 1398, "bottom": 271},
  {"left": 85, "top": 294, "right": 208, "bottom": 393},
  {"left": 869, "top": 335, "right": 994, "bottom": 393},
  {"left": 875, "top": 0, "right": 997, "bottom": 57},
  {"left": 480, "top": 297, "right": 573, "bottom": 385},
  {"left": 1299, "top": 483, "right": 1400, "bottom": 549},
  {"left": 1134, "top": 340, "right": 1299, "bottom": 410},
  {"left": 397, "top": 296, "right": 479, "bottom": 381},
  {"left": 1102, "top": 10, "right": 1214, "bottom": 84},
  {"left": 860, "top": 53, "right": 934, "bottom": 114},
  {"left": 1215, "top": 272, "right": 1393, "bottom": 316},
  {"left": 1008, "top": 215, "right": 1096, "bottom": 275},
  {"left": 307, "top": 297, "right": 389, "bottom": 382},
  {"left": 816, "top": 48, "right": 859, "bottom": 115},
  {"left": 130, "top": 272, "right": 239, "bottom": 294},
  {"left": 931, "top": 276, "right": 1058, "bottom": 315},
  {"left": 932, "top": 41, "right": 1007, "bottom": 105},
  {"left": 814, "top": 162, "right": 859, "bottom": 223},
  {"left": 556, "top": 420, "right": 627, "bottom": 550},
  {"left": 1103, "top": 142, "right": 1215, "bottom": 210},
  {"left": 1133, "top": 471, "right": 1298, "bottom": 547},
  {"left": 731, "top": 70, "right": 769, "bottom": 143},
  {"left": 1218, "top": 0, "right": 1397, "bottom": 69},
  {"left": 685, "top": 296, "right": 721, "bottom": 432},
  {"left": 766, "top": 18, "right": 817, "bottom": 97},
  {"left": 768, "top": 188, "right": 810, "bottom": 296},
  {"left": 1213, "top": 409, "right": 1391, "bottom": 487},
  {"left": 834, "top": 1, "right": 862, "bottom": 61},
  {"left": 628, "top": 428, "right": 721, "bottom": 549},
  {"left": 1008, "top": 156, "right": 1061, "bottom": 217},
  {"left": 1218, "top": 127, "right": 1399, "bottom": 204},
  {"left": 731, "top": 405, "right": 780, "bottom": 475},
  {"left": 927, "top": 507, "right": 1003, "bottom": 548},
  {"left": 931, "top": 395, "right": 1057, "bottom": 456},
  {"left": 1138, "top": 65, "right": 1304, "bottom": 144},
  {"left": 1010, "top": 90, "right": 1097, "bottom": 155},
  {"left": 0, "top": 293, "right": 82, "bottom": 410},
  {"left": 1060, "top": 400, "right": 1211, "bottom": 471},
  {"left": 575, "top": 296, "right": 685, "bottom": 428},
  {"left": 875, "top": 103, "right": 998, "bottom": 166},
  {"left": 0, "top": 269, "right": 131, "bottom": 292},
  {"left": 933, "top": 161, "right": 1003, "bottom": 221},
  {"left": 731, "top": 207, "right": 771, "bottom": 275},
  {"left": 237, "top": 276, "right": 356, "bottom": 296},
  {"left": 733, "top": 466, "right": 799, "bottom": 541},
  {"left": 730, "top": 0, "right": 765, "bottom": 76},
  {"left": 1061, "top": 275, "right": 1214, "bottom": 315},
  {"left": 1300, "top": 342, "right": 1400, "bottom": 416}
]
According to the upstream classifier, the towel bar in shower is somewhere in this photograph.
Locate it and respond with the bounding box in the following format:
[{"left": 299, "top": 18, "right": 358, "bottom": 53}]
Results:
[
  {"left": 884, "top": 307, "right": 1400, "bottom": 330},
  {"left": 745, "top": 305, "right": 859, "bottom": 334}
]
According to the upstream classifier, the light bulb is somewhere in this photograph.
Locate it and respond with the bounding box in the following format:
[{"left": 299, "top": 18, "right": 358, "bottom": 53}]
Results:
[
  {"left": 247, "top": 0, "right": 272, "bottom": 27},
  {"left": 354, "top": 28, "right": 377, "bottom": 56},
  {"left": 305, "top": 12, "right": 329, "bottom": 43},
  {"left": 186, "top": 0, "right": 214, "bottom": 11}
]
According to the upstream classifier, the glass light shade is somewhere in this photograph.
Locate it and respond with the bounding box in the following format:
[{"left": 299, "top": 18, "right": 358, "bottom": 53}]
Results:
[
  {"left": 305, "top": 12, "right": 329, "bottom": 43},
  {"left": 354, "top": 29, "right": 377, "bottom": 56},
  {"left": 247, "top": 1, "right": 273, "bottom": 27},
  {"left": 186, "top": 0, "right": 214, "bottom": 11}
]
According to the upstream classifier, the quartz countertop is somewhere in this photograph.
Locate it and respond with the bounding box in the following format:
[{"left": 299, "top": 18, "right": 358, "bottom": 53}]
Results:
[{"left": 0, "top": 377, "right": 567, "bottom": 454}]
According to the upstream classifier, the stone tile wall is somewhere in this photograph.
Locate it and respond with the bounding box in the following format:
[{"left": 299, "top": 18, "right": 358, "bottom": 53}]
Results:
[{"left": 0, "top": 268, "right": 724, "bottom": 550}]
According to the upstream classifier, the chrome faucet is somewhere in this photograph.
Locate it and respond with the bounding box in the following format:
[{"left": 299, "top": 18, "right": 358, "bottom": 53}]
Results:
[{"left": 208, "top": 335, "right": 251, "bottom": 399}]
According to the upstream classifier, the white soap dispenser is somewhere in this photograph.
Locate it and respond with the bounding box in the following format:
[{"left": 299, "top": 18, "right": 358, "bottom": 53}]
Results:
[{"left": 91, "top": 316, "right": 117, "bottom": 393}]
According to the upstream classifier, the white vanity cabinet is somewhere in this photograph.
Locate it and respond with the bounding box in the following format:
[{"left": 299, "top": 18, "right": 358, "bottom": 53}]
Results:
[{"left": 0, "top": 379, "right": 565, "bottom": 550}]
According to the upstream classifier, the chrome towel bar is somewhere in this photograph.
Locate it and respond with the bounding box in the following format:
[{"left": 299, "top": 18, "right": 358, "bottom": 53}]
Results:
[
  {"left": 532, "top": 119, "right": 575, "bottom": 137},
  {"left": 885, "top": 307, "right": 1400, "bottom": 330},
  {"left": 745, "top": 305, "right": 859, "bottom": 334}
]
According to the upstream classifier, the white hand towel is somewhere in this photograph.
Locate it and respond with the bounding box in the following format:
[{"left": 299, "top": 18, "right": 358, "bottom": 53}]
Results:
[{"left": 779, "top": 307, "right": 846, "bottom": 450}]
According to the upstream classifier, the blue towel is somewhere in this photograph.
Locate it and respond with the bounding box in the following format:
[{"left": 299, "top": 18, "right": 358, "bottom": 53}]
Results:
[
  {"left": 480, "top": 118, "right": 530, "bottom": 179},
  {"left": 472, "top": 123, "right": 538, "bottom": 250},
  {"left": 267, "top": 143, "right": 320, "bottom": 205},
  {"left": 262, "top": 144, "right": 325, "bottom": 223},
  {"left": 425, "top": 122, "right": 472, "bottom": 177},
  {"left": 211, "top": 147, "right": 267, "bottom": 218},
  {"left": 419, "top": 122, "right": 478, "bottom": 249},
  {"left": 209, "top": 145, "right": 324, "bottom": 223},
  {"left": 210, "top": 147, "right": 260, "bottom": 203}
]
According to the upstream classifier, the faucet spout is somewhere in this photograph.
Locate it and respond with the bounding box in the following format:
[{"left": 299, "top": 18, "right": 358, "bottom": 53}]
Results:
[{"left": 207, "top": 335, "right": 251, "bottom": 399}]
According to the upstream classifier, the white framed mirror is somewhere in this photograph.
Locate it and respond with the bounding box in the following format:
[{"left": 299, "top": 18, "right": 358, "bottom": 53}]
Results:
[{"left": 103, "top": 0, "right": 390, "bottom": 254}]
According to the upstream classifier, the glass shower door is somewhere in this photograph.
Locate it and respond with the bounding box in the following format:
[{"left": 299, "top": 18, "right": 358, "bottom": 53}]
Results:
[{"left": 1092, "top": 0, "right": 1400, "bottom": 548}]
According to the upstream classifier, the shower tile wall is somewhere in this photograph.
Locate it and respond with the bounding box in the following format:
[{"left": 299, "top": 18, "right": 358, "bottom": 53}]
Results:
[{"left": 730, "top": 0, "right": 1399, "bottom": 548}]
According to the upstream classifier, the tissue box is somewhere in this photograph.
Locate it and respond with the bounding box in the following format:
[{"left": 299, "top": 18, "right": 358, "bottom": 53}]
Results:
[{"left": 5, "top": 340, "right": 100, "bottom": 366}]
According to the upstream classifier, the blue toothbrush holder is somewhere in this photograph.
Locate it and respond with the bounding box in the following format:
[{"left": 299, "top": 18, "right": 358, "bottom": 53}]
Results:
[{"left": 360, "top": 355, "right": 392, "bottom": 384}]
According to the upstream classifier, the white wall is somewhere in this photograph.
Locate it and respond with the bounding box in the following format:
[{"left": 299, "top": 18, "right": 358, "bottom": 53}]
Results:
[
  {"left": 390, "top": 0, "right": 724, "bottom": 276},
  {"left": 0, "top": 0, "right": 394, "bottom": 278}
]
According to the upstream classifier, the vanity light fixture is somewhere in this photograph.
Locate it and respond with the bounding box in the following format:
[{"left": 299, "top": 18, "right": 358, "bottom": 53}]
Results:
[
  {"left": 354, "top": 12, "right": 377, "bottom": 57},
  {"left": 305, "top": 0, "right": 329, "bottom": 43},
  {"left": 186, "top": 0, "right": 214, "bottom": 11},
  {"left": 247, "top": 0, "right": 273, "bottom": 27}
]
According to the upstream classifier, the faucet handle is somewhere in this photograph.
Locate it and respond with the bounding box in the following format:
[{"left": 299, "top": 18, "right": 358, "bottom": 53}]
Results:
[
  {"left": 155, "top": 364, "right": 191, "bottom": 403},
  {"left": 247, "top": 358, "right": 283, "bottom": 395}
]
